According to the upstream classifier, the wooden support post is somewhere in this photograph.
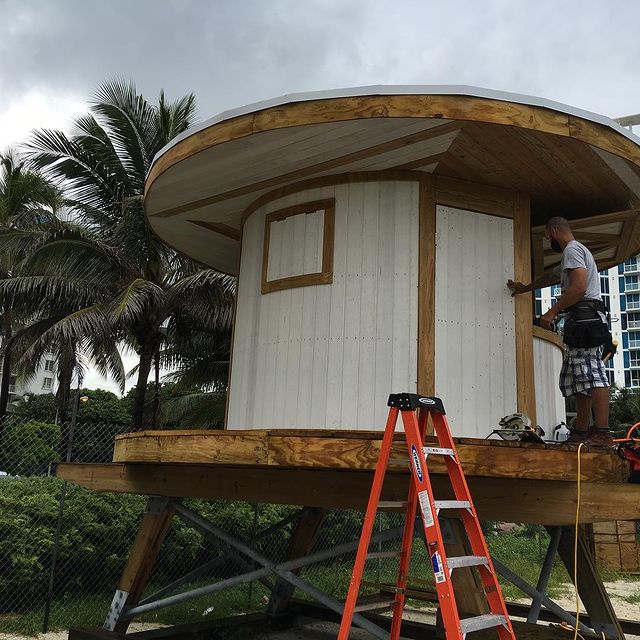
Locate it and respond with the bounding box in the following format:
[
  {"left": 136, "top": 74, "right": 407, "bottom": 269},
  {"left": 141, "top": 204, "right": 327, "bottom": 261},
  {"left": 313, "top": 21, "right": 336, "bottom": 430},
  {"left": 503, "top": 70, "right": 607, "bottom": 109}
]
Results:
[
  {"left": 267, "top": 506, "right": 327, "bottom": 617},
  {"left": 113, "top": 498, "right": 175, "bottom": 633},
  {"left": 434, "top": 517, "right": 488, "bottom": 637},
  {"left": 553, "top": 525, "right": 625, "bottom": 639},
  {"left": 513, "top": 192, "right": 536, "bottom": 425}
]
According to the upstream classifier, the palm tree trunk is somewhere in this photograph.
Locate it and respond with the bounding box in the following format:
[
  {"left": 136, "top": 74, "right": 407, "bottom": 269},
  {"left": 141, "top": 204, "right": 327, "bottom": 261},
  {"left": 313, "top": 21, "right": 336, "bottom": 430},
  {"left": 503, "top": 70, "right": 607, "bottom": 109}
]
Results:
[
  {"left": 132, "top": 341, "right": 155, "bottom": 430},
  {"left": 0, "top": 308, "right": 13, "bottom": 425},
  {"left": 55, "top": 346, "right": 74, "bottom": 424},
  {"left": 152, "top": 346, "right": 160, "bottom": 427}
]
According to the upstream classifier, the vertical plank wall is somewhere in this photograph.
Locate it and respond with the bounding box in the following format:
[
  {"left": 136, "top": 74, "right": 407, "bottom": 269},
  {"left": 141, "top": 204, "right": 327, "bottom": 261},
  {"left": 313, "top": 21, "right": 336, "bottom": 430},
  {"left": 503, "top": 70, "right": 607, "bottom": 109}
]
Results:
[
  {"left": 533, "top": 338, "right": 566, "bottom": 436},
  {"left": 227, "top": 181, "right": 419, "bottom": 430},
  {"left": 434, "top": 206, "right": 517, "bottom": 437}
]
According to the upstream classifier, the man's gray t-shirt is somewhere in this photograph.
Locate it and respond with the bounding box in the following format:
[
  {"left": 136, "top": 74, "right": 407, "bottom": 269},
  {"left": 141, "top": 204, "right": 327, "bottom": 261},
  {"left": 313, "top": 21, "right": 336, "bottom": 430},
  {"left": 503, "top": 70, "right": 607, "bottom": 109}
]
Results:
[{"left": 553, "top": 240, "right": 601, "bottom": 300}]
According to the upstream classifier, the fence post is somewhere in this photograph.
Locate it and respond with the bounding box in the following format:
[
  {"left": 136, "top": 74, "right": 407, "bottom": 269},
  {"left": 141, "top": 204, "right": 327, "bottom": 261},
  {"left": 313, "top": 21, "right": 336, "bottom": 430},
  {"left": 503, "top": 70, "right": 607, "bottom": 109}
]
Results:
[{"left": 42, "top": 391, "right": 83, "bottom": 633}]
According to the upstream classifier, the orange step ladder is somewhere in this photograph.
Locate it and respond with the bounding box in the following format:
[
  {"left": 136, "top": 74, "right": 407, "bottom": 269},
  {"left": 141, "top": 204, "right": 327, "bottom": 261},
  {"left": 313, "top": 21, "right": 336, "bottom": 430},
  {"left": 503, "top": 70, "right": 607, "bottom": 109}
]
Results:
[{"left": 338, "top": 393, "right": 515, "bottom": 639}]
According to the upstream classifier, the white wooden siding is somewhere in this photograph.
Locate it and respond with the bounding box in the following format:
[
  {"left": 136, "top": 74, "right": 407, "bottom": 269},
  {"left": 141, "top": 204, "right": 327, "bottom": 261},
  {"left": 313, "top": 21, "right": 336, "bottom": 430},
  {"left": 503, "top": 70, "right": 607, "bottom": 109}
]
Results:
[
  {"left": 434, "top": 206, "right": 517, "bottom": 437},
  {"left": 227, "top": 181, "right": 419, "bottom": 430},
  {"left": 266, "top": 209, "right": 324, "bottom": 281},
  {"left": 533, "top": 337, "right": 566, "bottom": 437}
]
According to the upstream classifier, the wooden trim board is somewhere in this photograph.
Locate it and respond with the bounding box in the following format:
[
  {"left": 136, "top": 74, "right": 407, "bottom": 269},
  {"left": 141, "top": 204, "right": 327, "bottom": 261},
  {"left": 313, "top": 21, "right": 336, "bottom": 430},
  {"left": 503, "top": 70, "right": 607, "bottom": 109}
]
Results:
[
  {"left": 261, "top": 198, "right": 335, "bottom": 294},
  {"left": 532, "top": 325, "right": 565, "bottom": 350},
  {"left": 57, "top": 462, "right": 640, "bottom": 525},
  {"left": 417, "top": 175, "right": 436, "bottom": 398},
  {"left": 111, "top": 429, "right": 625, "bottom": 483},
  {"left": 145, "top": 94, "right": 640, "bottom": 200},
  {"left": 513, "top": 192, "right": 537, "bottom": 424}
]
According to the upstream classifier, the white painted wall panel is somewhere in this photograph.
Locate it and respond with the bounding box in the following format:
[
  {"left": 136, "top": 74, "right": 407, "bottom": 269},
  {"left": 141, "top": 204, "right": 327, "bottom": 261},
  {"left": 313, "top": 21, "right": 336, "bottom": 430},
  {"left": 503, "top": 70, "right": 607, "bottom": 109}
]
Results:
[
  {"left": 228, "top": 181, "right": 419, "bottom": 430},
  {"left": 434, "top": 206, "right": 517, "bottom": 437},
  {"left": 533, "top": 338, "right": 566, "bottom": 438},
  {"left": 266, "top": 209, "right": 324, "bottom": 281}
]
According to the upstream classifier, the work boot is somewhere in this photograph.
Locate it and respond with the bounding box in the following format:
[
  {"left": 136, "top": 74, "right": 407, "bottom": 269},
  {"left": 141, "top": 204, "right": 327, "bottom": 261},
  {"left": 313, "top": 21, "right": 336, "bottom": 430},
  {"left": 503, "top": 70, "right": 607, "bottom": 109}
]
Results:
[
  {"left": 567, "top": 428, "right": 589, "bottom": 444},
  {"left": 585, "top": 428, "right": 614, "bottom": 448}
]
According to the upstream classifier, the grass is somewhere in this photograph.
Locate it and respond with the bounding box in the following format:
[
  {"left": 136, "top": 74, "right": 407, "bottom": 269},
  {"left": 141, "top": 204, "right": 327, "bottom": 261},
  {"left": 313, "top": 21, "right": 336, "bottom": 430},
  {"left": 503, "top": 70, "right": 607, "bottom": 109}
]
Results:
[{"left": 1, "top": 530, "right": 637, "bottom": 636}]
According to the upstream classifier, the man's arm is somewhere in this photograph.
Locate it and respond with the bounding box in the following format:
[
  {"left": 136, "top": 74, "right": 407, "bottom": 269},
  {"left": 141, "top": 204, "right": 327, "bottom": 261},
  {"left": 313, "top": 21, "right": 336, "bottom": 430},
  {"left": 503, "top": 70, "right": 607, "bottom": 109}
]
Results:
[
  {"left": 539, "top": 267, "right": 587, "bottom": 329},
  {"left": 507, "top": 268, "right": 559, "bottom": 296}
]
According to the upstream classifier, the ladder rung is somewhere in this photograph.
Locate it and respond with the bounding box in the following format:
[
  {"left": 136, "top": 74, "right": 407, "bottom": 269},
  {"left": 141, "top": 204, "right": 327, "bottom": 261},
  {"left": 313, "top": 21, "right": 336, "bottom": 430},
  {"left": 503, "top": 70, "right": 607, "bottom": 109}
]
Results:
[
  {"left": 459, "top": 614, "right": 506, "bottom": 634},
  {"left": 423, "top": 446, "right": 455, "bottom": 456},
  {"left": 353, "top": 595, "right": 396, "bottom": 612},
  {"left": 434, "top": 500, "right": 471, "bottom": 511},
  {"left": 366, "top": 550, "right": 402, "bottom": 560},
  {"left": 447, "top": 555, "right": 489, "bottom": 570},
  {"left": 377, "top": 501, "right": 409, "bottom": 511}
]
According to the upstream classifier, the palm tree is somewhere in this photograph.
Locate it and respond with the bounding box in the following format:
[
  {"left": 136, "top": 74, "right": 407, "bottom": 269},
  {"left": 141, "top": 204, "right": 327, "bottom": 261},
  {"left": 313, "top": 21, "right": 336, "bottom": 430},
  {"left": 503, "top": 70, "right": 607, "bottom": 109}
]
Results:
[
  {"left": 15, "top": 80, "right": 235, "bottom": 429},
  {"left": 0, "top": 151, "right": 62, "bottom": 421}
]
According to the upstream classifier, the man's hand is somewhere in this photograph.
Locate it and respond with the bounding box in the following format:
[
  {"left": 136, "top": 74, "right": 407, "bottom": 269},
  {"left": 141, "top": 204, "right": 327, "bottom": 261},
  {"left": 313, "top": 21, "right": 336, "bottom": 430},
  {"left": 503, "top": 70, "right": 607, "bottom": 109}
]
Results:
[
  {"left": 507, "top": 280, "right": 529, "bottom": 296},
  {"left": 539, "top": 309, "right": 557, "bottom": 330}
]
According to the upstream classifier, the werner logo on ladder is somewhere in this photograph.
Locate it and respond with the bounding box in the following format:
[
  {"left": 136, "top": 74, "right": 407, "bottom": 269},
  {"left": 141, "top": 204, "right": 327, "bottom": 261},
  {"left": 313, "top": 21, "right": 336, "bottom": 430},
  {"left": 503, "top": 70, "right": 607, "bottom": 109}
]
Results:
[{"left": 338, "top": 394, "right": 515, "bottom": 639}]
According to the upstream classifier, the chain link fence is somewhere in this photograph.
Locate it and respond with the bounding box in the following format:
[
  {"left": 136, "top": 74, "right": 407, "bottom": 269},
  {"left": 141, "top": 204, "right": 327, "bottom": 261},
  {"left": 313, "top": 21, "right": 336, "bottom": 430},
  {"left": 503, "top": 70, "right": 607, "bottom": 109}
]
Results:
[
  {"left": 1, "top": 413, "right": 636, "bottom": 636},
  {"left": 0, "top": 415, "right": 373, "bottom": 635}
]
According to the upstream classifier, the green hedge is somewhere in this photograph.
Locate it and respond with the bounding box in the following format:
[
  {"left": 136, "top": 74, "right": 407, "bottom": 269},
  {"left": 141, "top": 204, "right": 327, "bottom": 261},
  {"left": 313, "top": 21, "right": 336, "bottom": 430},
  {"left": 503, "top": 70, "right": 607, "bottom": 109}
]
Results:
[
  {"left": 0, "top": 478, "right": 297, "bottom": 612},
  {"left": 1, "top": 421, "right": 60, "bottom": 476}
]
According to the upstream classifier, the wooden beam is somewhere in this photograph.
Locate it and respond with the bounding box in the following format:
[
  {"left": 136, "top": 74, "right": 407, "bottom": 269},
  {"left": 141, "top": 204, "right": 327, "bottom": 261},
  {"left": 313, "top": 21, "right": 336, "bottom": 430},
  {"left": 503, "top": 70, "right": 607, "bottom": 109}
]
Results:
[
  {"left": 57, "top": 464, "right": 640, "bottom": 525},
  {"left": 532, "top": 325, "right": 564, "bottom": 351},
  {"left": 532, "top": 208, "right": 639, "bottom": 234},
  {"left": 513, "top": 192, "right": 536, "bottom": 425},
  {"left": 267, "top": 507, "right": 326, "bottom": 615},
  {"left": 554, "top": 525, "right": 625, "bottom": 639},
  {"left": 112, "top": 431, "right": 625, "bottom": 483},
  {"left": 442, "top": 518, "right": 489, "bottom": 616},
  {"left": 187, "top": 220, "right": 241, "bottom": 241},
  {"left": 418, "top": 176, "right": 436, "bottom": 400},
  {"left": 434, "top": 175, "right": 515, "bottom": 218},
  {"left": 114, "top": 501, "right": 175, "bottom": 633},
  {"left": 393, "top": 151, "right": 446, "bottom": 170}
]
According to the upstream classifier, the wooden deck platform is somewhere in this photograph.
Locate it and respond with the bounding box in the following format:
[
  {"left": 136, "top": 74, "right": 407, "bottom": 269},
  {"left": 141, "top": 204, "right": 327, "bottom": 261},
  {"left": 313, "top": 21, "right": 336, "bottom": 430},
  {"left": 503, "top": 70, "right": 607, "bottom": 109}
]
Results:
[{"left": 57, "top": 429, "right": 640, "bottom": 525}]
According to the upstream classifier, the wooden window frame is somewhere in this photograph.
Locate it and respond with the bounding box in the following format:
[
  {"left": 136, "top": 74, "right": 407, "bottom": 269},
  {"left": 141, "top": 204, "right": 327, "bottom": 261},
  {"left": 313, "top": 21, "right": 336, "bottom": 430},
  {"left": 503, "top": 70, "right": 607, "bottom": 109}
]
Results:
[{"left": 261, "top": 198, "right": 335, "bottom": 294}]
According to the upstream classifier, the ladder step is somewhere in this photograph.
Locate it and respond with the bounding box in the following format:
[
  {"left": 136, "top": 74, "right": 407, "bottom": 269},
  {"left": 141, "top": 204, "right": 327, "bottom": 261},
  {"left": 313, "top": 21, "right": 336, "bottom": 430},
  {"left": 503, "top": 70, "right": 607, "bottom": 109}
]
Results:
[
  {"left": 366, "top": 550, "right": 402, "bottom": 560},
  {"left": 423, "top": 446, "right": 456, "bottom": 456},
  {"left": 459, "top": 614, "right": 506, "bottom": 634},
  {"left": 434, "top": 500, "right": 471, "bottom": 511},
  {"left": 447, "top": 555, "right": 489, "bottom": 570},
  {"left": 377, "top": 501, "right": 409, "bottom": 511},
  {"left": 353, "top": 595, "right": 396, "bottom": 612}
]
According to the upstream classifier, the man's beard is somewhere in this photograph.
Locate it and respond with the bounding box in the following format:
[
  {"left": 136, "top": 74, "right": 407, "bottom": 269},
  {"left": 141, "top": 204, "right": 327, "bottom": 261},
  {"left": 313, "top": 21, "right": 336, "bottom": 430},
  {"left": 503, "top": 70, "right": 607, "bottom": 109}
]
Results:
[{"left": 550, "top": 238, "right": 563, "bottom": 253}]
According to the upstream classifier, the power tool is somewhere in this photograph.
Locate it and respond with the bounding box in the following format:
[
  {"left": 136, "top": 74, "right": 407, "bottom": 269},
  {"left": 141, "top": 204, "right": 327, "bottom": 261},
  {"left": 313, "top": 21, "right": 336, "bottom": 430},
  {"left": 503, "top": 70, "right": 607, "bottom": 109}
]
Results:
[{"left": 615, "top": 422, "right": 640, "bottom": 483}]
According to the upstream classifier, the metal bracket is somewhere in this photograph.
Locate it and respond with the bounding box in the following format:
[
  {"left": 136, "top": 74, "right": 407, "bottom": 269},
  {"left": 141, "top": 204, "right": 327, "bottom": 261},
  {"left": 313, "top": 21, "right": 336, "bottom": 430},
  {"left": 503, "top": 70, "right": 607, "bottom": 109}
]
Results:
[{"left": 103, "top": 589, "right": 128, "bottom": 631}]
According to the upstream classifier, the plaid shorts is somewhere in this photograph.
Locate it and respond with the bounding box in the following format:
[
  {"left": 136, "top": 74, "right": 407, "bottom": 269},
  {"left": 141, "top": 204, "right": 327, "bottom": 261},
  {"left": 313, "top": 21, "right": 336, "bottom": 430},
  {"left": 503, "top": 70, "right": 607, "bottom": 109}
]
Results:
[{"left": 559, "top": 346, "right": 609, "bottom": 398}]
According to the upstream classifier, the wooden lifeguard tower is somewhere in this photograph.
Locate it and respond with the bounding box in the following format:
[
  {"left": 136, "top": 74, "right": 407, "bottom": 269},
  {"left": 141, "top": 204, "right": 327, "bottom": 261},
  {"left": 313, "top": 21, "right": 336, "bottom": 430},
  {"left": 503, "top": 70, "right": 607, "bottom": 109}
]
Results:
[{"left": 61, "top": 86, "right": 640, "bottom": 639}]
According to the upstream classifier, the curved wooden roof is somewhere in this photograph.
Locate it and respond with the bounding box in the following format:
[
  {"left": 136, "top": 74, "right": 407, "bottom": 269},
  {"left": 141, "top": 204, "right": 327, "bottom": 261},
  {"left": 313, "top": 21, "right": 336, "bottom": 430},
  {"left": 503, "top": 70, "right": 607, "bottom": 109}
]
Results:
[{"left": 144, "top": 86, "right": 640, "bottom": 274}]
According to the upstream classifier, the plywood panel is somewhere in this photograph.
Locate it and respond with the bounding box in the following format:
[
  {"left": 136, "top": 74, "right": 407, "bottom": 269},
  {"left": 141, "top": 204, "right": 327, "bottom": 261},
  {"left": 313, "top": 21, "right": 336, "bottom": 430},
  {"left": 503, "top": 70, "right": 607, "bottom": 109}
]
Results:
[
  {"left": 227, "top": 181, "right": 419, "bottom": 430},
  {"left": 434, "top": 206, "right": 517, "bottom": 437}
]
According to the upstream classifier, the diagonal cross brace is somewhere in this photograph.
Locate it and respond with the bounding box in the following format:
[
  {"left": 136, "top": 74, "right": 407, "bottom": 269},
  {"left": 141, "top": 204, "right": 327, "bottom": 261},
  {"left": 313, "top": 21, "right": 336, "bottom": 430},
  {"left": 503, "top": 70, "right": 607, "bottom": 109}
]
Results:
[{"left": 121, "top": 502, "right": 405, "bottom": 640}]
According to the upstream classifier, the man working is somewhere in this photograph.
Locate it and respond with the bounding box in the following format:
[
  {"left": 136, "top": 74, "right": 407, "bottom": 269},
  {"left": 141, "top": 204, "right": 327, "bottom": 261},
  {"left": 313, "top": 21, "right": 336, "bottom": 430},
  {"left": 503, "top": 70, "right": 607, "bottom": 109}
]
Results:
[{"left": 507, "top": 216, "right": 612, "bottom": 447}]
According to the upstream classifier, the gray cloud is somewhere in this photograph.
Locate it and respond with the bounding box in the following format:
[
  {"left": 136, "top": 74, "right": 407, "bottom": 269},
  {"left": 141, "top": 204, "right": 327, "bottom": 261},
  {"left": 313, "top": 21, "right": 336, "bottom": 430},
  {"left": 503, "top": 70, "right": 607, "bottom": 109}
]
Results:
[{"left": 1, "top": 0, "right": 639, "bottom": 132}]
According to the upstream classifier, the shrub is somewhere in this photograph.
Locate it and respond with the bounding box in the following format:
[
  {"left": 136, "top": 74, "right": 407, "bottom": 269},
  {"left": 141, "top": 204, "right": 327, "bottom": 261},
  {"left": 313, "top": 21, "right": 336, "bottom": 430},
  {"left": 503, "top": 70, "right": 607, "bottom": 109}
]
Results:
[{"left": 1, "top": 420, "right": 60, "bottom": 476}]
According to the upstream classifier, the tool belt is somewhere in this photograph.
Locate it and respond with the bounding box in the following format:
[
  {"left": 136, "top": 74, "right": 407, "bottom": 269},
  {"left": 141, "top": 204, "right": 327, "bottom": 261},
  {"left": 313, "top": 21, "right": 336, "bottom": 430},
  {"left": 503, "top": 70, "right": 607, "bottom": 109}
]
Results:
[{"left": 562, "top": 299, "right": 611, "bottom": 348}]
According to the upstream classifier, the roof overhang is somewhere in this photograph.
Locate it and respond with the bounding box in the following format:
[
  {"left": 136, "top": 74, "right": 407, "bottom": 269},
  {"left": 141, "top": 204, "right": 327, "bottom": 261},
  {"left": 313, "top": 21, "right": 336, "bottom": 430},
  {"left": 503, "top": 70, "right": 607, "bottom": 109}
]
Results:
[{"left": 145, "top": 86, "right": 640, "bottom": 274}]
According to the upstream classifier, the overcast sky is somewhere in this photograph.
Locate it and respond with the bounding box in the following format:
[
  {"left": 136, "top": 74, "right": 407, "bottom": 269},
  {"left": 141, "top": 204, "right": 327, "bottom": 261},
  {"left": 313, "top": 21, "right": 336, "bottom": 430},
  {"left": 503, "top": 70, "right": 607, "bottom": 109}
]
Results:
[{"left": 2, "top": 0, "right": 639, "bottom": 392}]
